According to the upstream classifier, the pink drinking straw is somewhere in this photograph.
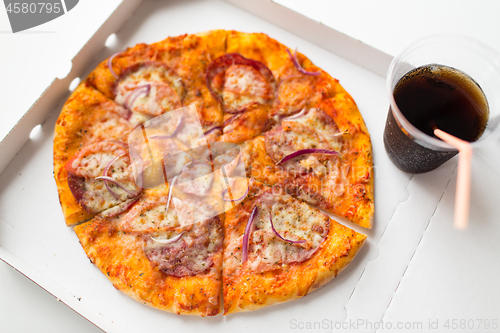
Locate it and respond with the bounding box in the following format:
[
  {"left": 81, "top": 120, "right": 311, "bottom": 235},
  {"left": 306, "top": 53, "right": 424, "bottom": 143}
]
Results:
[{"left": 434, "top": 129, "right": 472, "bottom": 230}]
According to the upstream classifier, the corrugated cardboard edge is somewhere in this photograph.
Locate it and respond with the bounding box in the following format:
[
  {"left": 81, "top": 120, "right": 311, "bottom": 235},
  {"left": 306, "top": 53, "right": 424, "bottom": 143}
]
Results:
[{"left": 0, "top": 0, "right": 144, "bottom": 176}]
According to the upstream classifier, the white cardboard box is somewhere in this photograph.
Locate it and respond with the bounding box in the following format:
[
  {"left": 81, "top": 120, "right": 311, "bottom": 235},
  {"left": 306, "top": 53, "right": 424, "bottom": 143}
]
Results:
[{"left": 1, "top": 1, "right": 499, "bottom": 332}]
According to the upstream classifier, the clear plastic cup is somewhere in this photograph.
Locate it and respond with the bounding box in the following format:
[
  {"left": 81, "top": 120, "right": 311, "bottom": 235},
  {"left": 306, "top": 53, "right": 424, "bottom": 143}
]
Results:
[{"left": 384, "top": 34, "right": 500, "bottom": 173}]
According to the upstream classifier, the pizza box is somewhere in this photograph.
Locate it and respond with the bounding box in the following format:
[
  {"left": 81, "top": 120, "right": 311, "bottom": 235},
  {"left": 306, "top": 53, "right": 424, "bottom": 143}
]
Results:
[{"left": 1, "top": 0, "right": 500, "bottom": 332}]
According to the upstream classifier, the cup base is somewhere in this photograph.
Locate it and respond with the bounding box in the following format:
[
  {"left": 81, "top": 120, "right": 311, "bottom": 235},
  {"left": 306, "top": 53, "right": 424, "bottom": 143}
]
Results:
[{"left": 383, "top": 109, "right": 457, "bottom": 173}]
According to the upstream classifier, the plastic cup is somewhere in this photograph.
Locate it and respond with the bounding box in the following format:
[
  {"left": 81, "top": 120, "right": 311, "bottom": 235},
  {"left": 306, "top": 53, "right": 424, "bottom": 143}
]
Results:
[{"left": 383, "top": 34, "right": 500, "bottom": 173}]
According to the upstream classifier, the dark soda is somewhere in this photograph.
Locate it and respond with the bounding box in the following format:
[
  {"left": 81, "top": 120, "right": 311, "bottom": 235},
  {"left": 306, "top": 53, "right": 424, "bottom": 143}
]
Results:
[{"left": 384, "top": 64, "right": 489, "bottom": 173}]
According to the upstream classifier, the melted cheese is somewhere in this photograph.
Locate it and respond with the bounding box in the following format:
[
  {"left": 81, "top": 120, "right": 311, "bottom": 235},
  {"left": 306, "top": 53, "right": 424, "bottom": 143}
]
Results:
[
  {"left": 114, "top": 65, "right": 184, "bottom": 123},
  {"left": 226, "top": 191, "right": 329, "bottom": 274},
  {"left": 119, "top": 197, "right": 189, "bottom": 233},
  {"left": 283, "top": 108, "right": 342, "bottom": 152},
  {"left": 177, "top": 163, "right": 214, "bottom": 197},
  {"left": 69, "top": 142, "right": 140, "bottom": 214},
  {"left": 143, "top": 210, "right": 222, "bottom": 277},
  {"left": 222, "top": 64, "right": 272, "bottom": 111},
  {"left": 85, "top": 118, "right": 132, "bottom": 145}
]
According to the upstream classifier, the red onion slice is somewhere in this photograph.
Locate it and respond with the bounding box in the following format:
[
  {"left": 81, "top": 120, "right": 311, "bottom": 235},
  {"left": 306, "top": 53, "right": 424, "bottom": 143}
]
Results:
[
  {"left": 150, "top": 232, "right": 184, "bottom": 244},
  {"left": 164, "top": 161, "right": 191, "bottom": 213},
  {"left": 223, "top": 113, "right": 242, "bottom": 127},
  {"left": 287, "top": 49, "right": 321, "bottom": 76},
  {"left": 283, "top": 107, "right": 307, "bottom": 120},
  {"left": 165, "top": 174, "right": 178, "bottom": 214},
  {"left": 150, "top": 114, "right": 184, "bottom": 140},
  {"left": 222, "top": 184, "right": 249, "bottom": 202},
  {"left": 276, "top": 148, "right": 339, "bottom": 165},
  {"left": 124, "top": 84, "right": 151, "bottom": 111},
  {"left": 269, "top": 212, "right": 306, "bottom": 244},
  {"left": 95, "top": 176, "right": 141, "bottom": 197},
  {"left": 204, "top": 126, "right": 222, "bottom": 136},
  {"left": 107, "top": 52, "right": 121, "bottom": 79},
  {"left": 321, "top": 130, "right": 348, "bottom": 138},
  {"left": 242, "top": 206, "right": 258, "bottom": 263},
  {"left": 102, "top": 153, "right": 126, "bottom": 199},
  {"left": 108, "top": 140, "right": 128, "bottom": 149}
]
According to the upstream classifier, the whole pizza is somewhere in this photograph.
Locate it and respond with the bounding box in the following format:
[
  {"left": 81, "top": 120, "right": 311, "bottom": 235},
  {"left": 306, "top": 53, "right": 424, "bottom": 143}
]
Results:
[{"left": 53, "top": 30, "right": 374, "bottom": 316}]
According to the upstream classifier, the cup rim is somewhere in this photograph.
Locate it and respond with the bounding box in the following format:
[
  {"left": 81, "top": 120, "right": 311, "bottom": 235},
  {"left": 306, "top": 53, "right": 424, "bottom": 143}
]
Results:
[{"left": 386, "top": 33, "right": 500, "bottom": 150}]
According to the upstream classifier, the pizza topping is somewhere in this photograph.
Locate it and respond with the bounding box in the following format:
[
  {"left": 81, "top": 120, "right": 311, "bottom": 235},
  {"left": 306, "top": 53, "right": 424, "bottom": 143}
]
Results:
[
  {"left": 234, "top": 191, "right": 329, "bottom": 274},
  {"left": 101, "top": 152, "right": 127, "bottom": 199},
  {"left": 242, "top": 206, "right": 258, "bottom": 263},
  {"left": 150, "top": 113, "right": 184, "bottom": 140},
  {"left": 67, "top": 142, "right": 128, "bottom": 178},
  {"left": 124, "top": 84, "right": 151, "bottom": 111},
  {"left": 206, "top": 53, "right": 276, "bottom": 113},
  {"left": 107, "top": 51, "right": 121, "bottom": 79},
  {"left": 166, "top": 177, "right": 178, "bottom": 214},
  {"left": 269, "top": 212, "right": 306, "bottom": 244},
  {"left": 99, "top": 197, "right": 140, "bottom": 218},
  {"left": 94, "top": 176, "right": 141, "bottom": 197},
  {"left": 203, "top": 125, "right": 222, "bottom": 136},
  {"left": 85, "top": 118, "right": 133, "bottom": 145},
  {"left": 120, "top": 195, "right": 194, "bottom": 233},
  {"left": 176, "top": 162, "right": 214, "bottom": 197},
  {"left": 169, "top": 108, "right": 207, "bottom": 149},
  {"left": 276, "top": 149, "right": 338, "bottom": 166},
  {"left": 222, "top": 182, "right": 250, "bottom": 201},
  {"left": 145, "top": 216, "right": 222, "bottom": 277},
  {"left": 273, "top": 74, "right": 333, "bottom": 117},
  {"left": 114, "top": 62, "right": 185, "bottom": 121},
  {"left": 286, "top": 108, "right": 340, "bottom": 138},
  {"left": 221, "top": 66, "right": 273, "bottom": 112},
  {"left": 67, "top": 172, "right": 86, "bottom": 205},
  {"left": 150, "top": 232, "right": 184, "bottom": 244},
  {"left": 65, "top": 141, "right": 140, "bottom": 214},
  {"left": 265, "top": 123, "right": 334, "bottom": 164},
  {"left": 283, "top": 107, "right": 307, "bottom": 120},
  {"left": 287, "top": 48, "right": 321, "bottom": 76},
  {"left": 265, "top": 109, "right": 343, "bottom": 176},
  {"left": 212, "top": 144, "right": 242, "bottom": 175}
]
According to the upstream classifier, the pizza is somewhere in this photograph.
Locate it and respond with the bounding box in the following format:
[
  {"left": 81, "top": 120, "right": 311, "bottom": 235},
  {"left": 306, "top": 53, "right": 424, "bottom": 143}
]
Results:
[{"left": 53, "top": 30, "right": 373, "bottom": 316}]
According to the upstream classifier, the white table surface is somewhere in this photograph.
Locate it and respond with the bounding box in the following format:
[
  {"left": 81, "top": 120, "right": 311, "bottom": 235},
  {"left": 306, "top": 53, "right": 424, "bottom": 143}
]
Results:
[{"left": 1, "top": 1, "right": 500, "bottom": 332}]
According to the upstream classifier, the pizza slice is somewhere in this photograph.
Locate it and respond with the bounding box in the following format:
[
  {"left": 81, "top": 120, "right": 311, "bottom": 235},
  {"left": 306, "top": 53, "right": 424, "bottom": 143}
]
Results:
[
  {"left": 240, "top": 94, "right": 374, "bottom": 228},
  {"left": 222, "top": 180, "right": 366, "bottom": 314},
  {"left": 54, "top": 82, "right": 139, "bottom": 226},
  {"left": 74, "top": 190, "right": 223, "bottom": 316},
  {"left": 73, "top": 139, "right": 239, "bottom": 316},
  {"left": 225, "top": 30, "right": 344, "bottom": 119},
  {"left": 87, "top": 30, "right": 229, "bottom": 136}
]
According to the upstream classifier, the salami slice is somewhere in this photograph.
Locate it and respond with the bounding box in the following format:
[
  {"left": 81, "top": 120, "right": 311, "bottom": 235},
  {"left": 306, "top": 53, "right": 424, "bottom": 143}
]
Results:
[
  {"left": 224, "top": 188, "right": 329, "bottom": 275},
  {"left": 118, "top": 189, "right": 223, "bottom": 278},
  {"left": 144, "top": 215, "right": 222, "bottom": 277},
  {"left": 206, "top": 53, "right": 276, "bottom": 113},
  {"left": 65, "top": 141, "right": 141, "bottom": 214},
  {"left": 114, "top": 61, "right": 185, "bottom": 124},
  {"left": 265, "top": 108, "right": 342, "bottom": 172}
]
